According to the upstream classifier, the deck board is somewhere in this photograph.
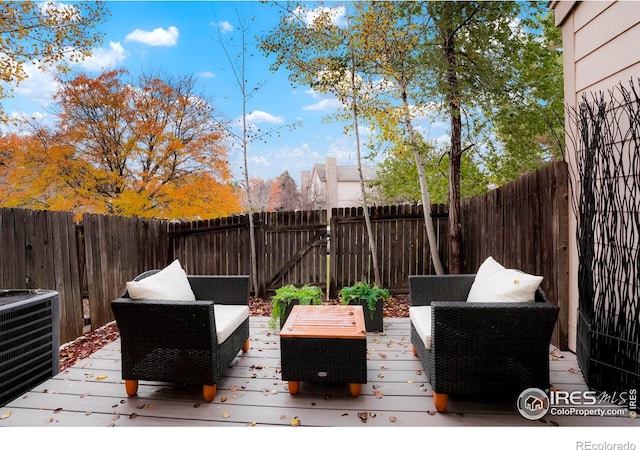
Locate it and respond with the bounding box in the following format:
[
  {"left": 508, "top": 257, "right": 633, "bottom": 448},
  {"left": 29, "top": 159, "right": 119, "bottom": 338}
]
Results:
[{"left": 1, "top": 317, "right": 636, "bottom": 431}]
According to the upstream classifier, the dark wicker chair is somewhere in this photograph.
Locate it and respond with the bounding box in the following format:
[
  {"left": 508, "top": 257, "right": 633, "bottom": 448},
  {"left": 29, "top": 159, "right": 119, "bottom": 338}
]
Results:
[
  {"left": 409, "top": 274, "right": 559, "bottom": 412},
  {"left": 111, "top": 271, "right": 251, "bottom": 402}
]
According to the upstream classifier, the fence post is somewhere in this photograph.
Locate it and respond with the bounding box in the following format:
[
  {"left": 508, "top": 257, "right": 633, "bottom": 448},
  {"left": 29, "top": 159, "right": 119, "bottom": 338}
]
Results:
[{"left": 254, "top": 212, "right": 266, "bottom": 298}]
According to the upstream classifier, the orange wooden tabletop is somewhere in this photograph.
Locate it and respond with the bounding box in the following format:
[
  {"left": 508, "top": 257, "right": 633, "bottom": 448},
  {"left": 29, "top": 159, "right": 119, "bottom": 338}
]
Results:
[{"left": 280, "top": 305, "right": 366, "bottom": 339}]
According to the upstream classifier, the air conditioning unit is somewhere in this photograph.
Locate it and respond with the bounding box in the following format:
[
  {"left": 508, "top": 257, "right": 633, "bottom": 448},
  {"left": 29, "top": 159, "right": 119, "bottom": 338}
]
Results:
[{"left": 0, "top": 290, "right": 59, "bottom": 406}]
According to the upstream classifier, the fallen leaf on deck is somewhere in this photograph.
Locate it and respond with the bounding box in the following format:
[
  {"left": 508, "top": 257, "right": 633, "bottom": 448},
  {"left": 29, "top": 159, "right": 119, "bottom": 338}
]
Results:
[
  {"left": 374, "top": 390, "right": 384, "bottom": 399},
  {"left": 389, "top": 416, "right": 397, "bottom": 423},
  {"left": 223, "top": 412, "right": 231, "bottom": 418},
  {"left": 358, "top": 412, "right": 368, "bottom": 423},
  {"left": 53, "top": 408, "right": 63, "bottom": 414},
  {"left": 290, "top": 417, "right": 300, "bottom": 426},
  {"left": 129, "top": 412, "right": 138, "bottom": 419},
  {"left": 96, "top": 374, "right": 107, "bottom": 380},
  {"left": 427, "top": 410, "right": 436, "bottom": 416},
  {"left": 568, "top": 368, "right": 578, "bottom": 374},
  {"left": 0, "top": 411, "right": 11, "bottom": 420},
  {"left": 377, "top": 373, "right": 384, "bottom": 378},
  {"left": 407, "top": 380, "right": 414, "bottom": 384},
  {"left": 230, "top": 386, "right": 238, "bottom": 392},
  {"left": 221, "top": 396, "right": 227, "bottom": 402}
]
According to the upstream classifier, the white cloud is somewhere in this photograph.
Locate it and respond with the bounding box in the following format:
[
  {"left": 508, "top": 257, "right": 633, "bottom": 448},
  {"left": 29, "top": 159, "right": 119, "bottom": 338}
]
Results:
[
  {"left": 276, "top": 143, "right": 321, "bottom": 160},
  {"left": 212, "top": 21, "right": 234, "bottom": 34},
  {"left": 77, "top": 41, "right": 127, "bottom": 71},
  {"left": 198, "top": 71, "right": 215, "bottom": 78},
  {"left": 13, "top": 65, "right": 59, "bottom": 106},
  {"left": 303, "top": 98, "right": 343, "bottom": 111},
  {"left": 246, "top": 110, "right": 284, "bottom": 124},
  {"left": 293, "top": 5, "right": 346, "bottom": 28},
  {"left": 125, "top": 26, "right": 179, "bottom": 47},
  {"left": 249, "top": 156, "right": 269, "bottom": 167}
]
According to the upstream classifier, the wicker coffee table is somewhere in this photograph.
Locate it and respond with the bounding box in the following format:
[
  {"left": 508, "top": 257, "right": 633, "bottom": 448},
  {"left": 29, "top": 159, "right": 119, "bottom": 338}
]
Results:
[{"left": 280, "top": 305, "right": 367, "bottom": 397}]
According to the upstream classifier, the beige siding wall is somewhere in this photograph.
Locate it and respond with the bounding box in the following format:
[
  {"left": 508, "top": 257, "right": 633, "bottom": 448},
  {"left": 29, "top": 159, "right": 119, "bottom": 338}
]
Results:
[{"left": 554, "top": 0, "right": 640, "bottom": 351}]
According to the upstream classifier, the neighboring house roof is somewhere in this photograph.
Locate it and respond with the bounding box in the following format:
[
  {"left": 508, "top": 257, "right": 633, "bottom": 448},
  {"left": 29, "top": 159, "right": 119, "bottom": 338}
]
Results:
[{"left": 312, "top": 163, "right": 378, "bottom": 182}]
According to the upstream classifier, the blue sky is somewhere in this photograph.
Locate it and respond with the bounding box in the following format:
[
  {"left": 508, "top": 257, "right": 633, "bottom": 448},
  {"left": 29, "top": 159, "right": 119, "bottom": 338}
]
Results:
[{"left": 3, "top": 1, "right": 450, "bottom": 187}]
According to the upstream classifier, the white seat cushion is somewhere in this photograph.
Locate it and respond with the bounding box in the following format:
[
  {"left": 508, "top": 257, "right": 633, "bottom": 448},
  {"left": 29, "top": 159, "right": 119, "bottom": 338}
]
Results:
[
  {"left": 214, "top": 304, "right": 249, "bottom": 344},
  {"left": 126, "top": 259, "right": 196, "bottom": 301},
  {"left": 467, "top": 256, "right": 543, "bottom": 303},
  {"left": 409, "top": 306, "right": 432, "bottom": 350}
]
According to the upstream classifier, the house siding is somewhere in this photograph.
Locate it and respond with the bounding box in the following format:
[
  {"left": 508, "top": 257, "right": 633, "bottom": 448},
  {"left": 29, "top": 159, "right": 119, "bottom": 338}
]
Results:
[{"left": 553, "top": 0, "right": 640, "bottom": 351}]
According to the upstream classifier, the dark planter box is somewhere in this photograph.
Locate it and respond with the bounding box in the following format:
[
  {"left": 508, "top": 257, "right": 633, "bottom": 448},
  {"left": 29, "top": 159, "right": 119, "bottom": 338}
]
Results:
[
  {"left": 350, "top": 298, "right": 384, "bottom": 332},
  {"left": 281, "top": 299, "right": 300, "bottom": 328}
]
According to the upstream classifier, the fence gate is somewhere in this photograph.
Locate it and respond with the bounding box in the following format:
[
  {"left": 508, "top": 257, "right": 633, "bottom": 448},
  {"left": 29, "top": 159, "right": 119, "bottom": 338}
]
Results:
[{"left": 257, "top": 210, "right": 328, "bottom": 298}]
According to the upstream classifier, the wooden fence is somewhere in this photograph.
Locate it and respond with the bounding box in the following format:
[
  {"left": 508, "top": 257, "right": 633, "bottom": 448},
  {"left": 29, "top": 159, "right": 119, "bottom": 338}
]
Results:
[
  {"left": 0, "top": 160, "right": 569, "bottom": 348},
  {"left": 0, "top": 210, "right": 168, "bottom": 344},
  {"left": 461, "top": 160, "right": 570, "bottom": 348},
  {"left": 0, "top": 208, "right": 83, "bottom": 345},
  {"left": 168, "top": 210, "right": 328, "bottom": 296},
  {"left": 329, "top": 204, "right": 449, "bottom": 296},
  {"left": 81, "top": 214, "right": 168, "bottom": 333}
]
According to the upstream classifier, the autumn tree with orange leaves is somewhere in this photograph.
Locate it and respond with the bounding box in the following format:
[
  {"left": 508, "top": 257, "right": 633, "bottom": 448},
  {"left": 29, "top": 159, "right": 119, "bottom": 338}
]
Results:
[{"left": 0, "top": 69, "right": 241, "bottom": 220}]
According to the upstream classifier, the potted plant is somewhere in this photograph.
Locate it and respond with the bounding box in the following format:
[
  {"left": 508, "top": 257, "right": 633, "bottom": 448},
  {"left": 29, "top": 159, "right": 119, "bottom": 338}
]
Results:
[
  {"left": 269, "top": 284, "right": 324, "bottom": 329},
  {"left": 339, "top": 279, "right": 390, "bottom": 332}
]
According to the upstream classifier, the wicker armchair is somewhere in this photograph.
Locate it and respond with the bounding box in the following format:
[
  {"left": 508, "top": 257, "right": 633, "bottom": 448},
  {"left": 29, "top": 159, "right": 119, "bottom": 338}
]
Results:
[
  {"left": 111, "top": 271, "right": 251, "bottom": 402},
  {"left": 409, "top": 274, "right": 559, "bottom": 412}
]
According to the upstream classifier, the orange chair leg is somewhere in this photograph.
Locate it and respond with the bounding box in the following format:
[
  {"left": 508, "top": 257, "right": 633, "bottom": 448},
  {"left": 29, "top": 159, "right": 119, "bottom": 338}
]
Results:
[
  {"left": 412, "top": 345, "right": 418, "bottom": 357},
  {"left": 433, "top": 392, "right": 448, "bottom": 412},
  {"left": 348, "top": 383, "right": 362, "bottom": 397},
  {"left": 242, "top": 339, "right": 250, "bottom": 352},
  {"left": 203, "top": 384, "right": 217, "bottom": 402},
  {"left": 125, "top": 379, "right": 138, "bottom": 396},
  {"left": 288, "top": 381, "right": 300, "bottom": 395}
]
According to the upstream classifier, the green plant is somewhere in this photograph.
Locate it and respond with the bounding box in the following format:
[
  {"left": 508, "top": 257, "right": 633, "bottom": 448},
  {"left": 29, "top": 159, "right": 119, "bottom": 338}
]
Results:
[
  {"left": 269, "top": 284, "right": 324, "bottom": 328},
  {"left": 339, "top": 279, "right": 390, "bottom": 319}
]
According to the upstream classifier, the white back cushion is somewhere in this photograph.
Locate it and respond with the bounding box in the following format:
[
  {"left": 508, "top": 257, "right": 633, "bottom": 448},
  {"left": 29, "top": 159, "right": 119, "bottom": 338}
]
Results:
[
  {"left": 126, "top": 259, "right": 196, "bottom": 301},
  {"left": 467, "top": 256, "right": 542, "bottom": 303}
]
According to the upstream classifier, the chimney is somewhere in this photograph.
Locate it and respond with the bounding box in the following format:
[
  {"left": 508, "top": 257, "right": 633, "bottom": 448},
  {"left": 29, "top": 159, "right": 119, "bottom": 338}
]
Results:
[
  {"left": 301, "top": 170, "right": 310, "bottom": 207},
  {"left": 326, "top": 157, "right": 338, "bottom": 212}
]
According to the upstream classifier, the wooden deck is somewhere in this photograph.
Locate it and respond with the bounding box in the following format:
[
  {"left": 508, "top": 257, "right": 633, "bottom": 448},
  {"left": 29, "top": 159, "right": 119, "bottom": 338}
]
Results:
[{"left": 1, "top": 317, "right": 636, "bottom": 434}]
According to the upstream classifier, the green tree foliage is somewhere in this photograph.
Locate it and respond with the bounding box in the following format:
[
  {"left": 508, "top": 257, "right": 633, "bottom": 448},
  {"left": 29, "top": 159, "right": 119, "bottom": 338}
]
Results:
[
  {"left": 373, "top": 139, "right": 488, "bottom": 205},
  {"left": 400, "top": 1, "right": 563, "bottom": 272},
  {"left": 262, "top": 1, "right": 563, "bottom": 274}
]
